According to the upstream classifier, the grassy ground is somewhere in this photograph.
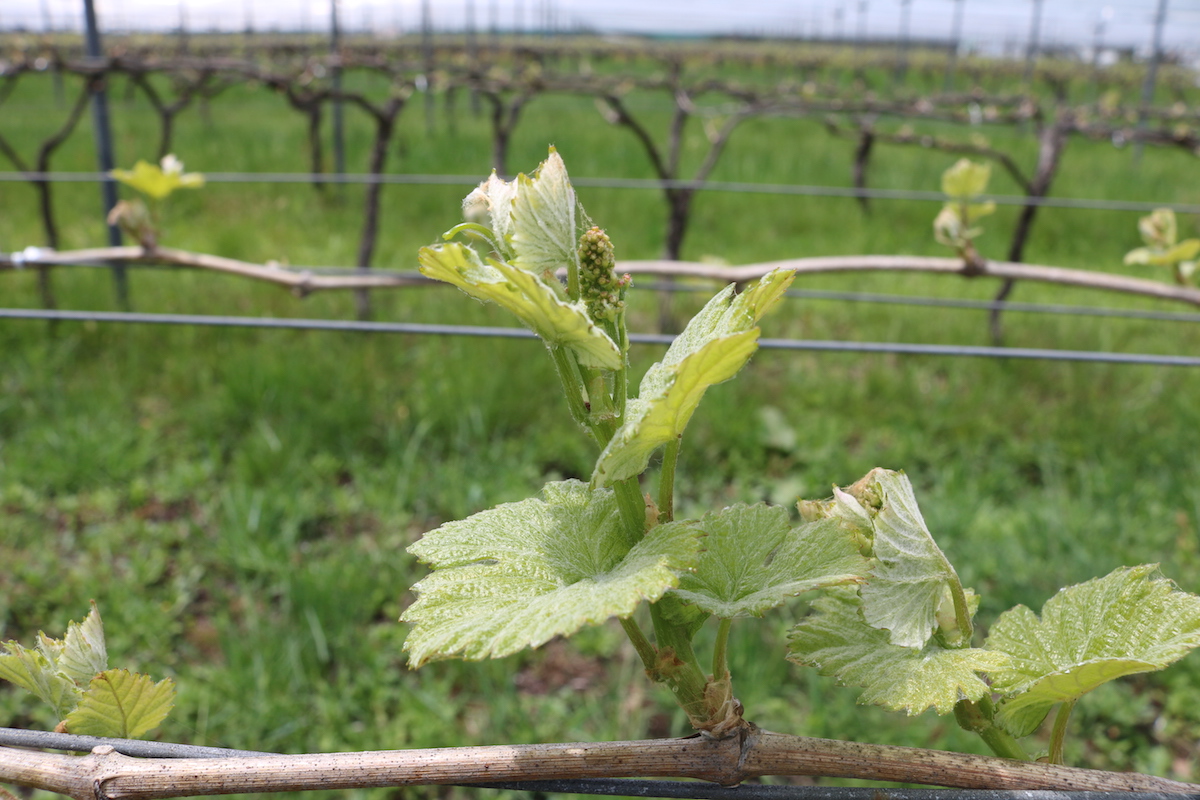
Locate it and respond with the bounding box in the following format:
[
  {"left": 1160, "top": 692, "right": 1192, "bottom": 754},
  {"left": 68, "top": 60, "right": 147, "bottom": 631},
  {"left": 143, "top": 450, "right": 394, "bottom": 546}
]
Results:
[{"left": 3, "top": 54, "right": 1200, "bottom": 798}]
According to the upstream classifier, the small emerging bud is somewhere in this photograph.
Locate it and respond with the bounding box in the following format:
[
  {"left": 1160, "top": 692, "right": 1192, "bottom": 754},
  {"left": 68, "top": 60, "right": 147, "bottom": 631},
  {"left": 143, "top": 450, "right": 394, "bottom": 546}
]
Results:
[{"left": 107, "top": 199, "right": 157, "bottom": 250}]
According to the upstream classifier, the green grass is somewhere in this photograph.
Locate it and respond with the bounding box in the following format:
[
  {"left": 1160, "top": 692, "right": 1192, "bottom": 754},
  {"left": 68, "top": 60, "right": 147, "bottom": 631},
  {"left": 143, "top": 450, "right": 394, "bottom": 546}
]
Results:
[{"left": 3, "top": 51, "right": 1200, "bottom": 798}]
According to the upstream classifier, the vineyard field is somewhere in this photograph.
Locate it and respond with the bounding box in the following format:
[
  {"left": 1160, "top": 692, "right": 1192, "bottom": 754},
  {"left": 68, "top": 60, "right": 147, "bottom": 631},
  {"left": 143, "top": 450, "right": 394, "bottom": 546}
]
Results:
[{"left": 3, "top": 45, "right": 1200, "bottom": 794}]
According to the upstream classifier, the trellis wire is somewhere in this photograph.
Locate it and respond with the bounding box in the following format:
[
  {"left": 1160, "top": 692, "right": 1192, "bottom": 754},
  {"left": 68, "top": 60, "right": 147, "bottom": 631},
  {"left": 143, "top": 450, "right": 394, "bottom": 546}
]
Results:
[
  {"left": 2, "top": 171, "right": 1200, "bottom": 215},
  {"left": 3, "top": 308, "right": 1199, "bottom": 367},
  {"left": 0, "top": 729, "right": 1194, "bottom": 800}
]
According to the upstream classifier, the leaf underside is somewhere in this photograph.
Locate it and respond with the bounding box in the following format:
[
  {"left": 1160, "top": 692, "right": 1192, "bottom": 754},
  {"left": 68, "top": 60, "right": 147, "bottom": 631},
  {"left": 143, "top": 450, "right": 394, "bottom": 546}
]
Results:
[
  {"left": 509, "top": 148, "right": 581, "bottom": 276},
  {"left": 788, "top": 590, "right": 1006, "bottom": 715},
  {"left": 857, "top": 470, "right": 963, "bottom": 649},
  {"left": 402, "top": 480, "right": 701, "bottom": 666}
]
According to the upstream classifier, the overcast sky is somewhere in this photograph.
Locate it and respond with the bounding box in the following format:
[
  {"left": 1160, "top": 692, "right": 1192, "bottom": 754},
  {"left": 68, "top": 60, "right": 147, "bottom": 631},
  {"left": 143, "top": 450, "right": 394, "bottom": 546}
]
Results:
[{"left": 4, "top": 0, "right": 1199, "bottom": 54}]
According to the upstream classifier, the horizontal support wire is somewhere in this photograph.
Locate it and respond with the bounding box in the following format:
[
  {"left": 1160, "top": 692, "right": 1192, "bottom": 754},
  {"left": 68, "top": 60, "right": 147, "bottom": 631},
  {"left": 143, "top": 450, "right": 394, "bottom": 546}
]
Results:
[
  {"left": 2, "top": 308, "right": 1198, "bottom": 366},
  {"left": 0, "top": 729, "right": 1193, "bottom": 800},
  {"left": 1, "top": 171, "right": 1199, "bottom": 214}
]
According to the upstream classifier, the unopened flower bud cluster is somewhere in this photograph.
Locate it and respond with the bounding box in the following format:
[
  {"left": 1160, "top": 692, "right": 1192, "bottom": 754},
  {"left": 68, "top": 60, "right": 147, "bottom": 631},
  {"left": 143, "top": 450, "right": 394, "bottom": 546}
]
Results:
[{"left": 578, "top": 226, "right": 630, "bottom": 323}]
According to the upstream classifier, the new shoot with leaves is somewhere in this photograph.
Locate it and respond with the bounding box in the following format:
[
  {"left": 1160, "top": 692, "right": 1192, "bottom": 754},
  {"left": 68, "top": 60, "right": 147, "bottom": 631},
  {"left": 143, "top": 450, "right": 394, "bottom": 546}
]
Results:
[
  {"left": 109, "top": 154, "right": 206, "bottom": 250},
  {"left": 934, "top": 158, "right": 995, "bottom": 270},
  {"left": 1124, "top": 208, "right": 1200, "bottom": 285},
  {"left": 403, "top": 149, "right": 1200, "bottom": 764},
  {"left": 0, "top": 604, "right": 175, "bottom": 739}
]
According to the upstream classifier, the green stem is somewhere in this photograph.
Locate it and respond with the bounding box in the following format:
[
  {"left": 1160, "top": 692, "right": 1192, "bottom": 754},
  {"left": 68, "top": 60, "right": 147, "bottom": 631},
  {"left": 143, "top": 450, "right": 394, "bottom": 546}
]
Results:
[
  {"left": 712, "top": 618, "right": 732, "bottom": 682},
  {"left": 948, "top": 577, "right": 974, "bottom": 644},
  {"left": 1048, "top": 700, "right": 1076, "bottom": 766},
  {"left": 549, "top": 345, "right": 592, "bottom": 431},
  {"left": 619, "top": 616, "right": 659, "bottom": 672},
  {"left": 954, "top": 698, "right": 1030, "bottom": 762},
  {"left": 659, "top": 435, "right": 681, "bottom": 524},
  {"left": 648, "top": 602, "right": 711, "bottom": 724},
  {"left": 612, "top": 476, "right": 647, "bottom": 547}
]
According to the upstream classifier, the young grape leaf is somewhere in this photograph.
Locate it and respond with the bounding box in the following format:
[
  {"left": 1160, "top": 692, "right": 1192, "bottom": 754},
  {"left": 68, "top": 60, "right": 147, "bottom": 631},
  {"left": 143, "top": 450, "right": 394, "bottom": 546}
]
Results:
[
  {"left": 111, "top": 155, "right": 204, "bottom": 200},
  {"left": 402, "top": 480, "right": 701, "bottom": 666},
  {"left": 592, "top": 330, "right": 759, "bottom": 485},
  {"left": 58, "top": 602, "right": 108, "bottom": 684},
  {"left": 509, "top": 148, "right": 582, "bottom": 277},
  {"left": 62, "top": 669, "right": 176, "bottom": 738},
  {"left": 854, "top": 469, "right": 966, "bottom": 649},
  {"left": 462, "top": 172, "right": 519, "bottom": 257},
  {"left": 1124, "top": 239, "right": 1200, "bottom": 267},
  {"left": 0, "top": 604, "right": 110, "bottom": 720},
  {"left": 985, "top": 565, "right": 1200, "bottom": 737},
  {"left": 0, "top": 645, "right": 80, "bottom": 720},
  {"left": 667, "top": 504, "right": 868, "bottom": 618},
  {"left": 592, "top": 269, "right": 795, "bottom": 486},
  {"left": 787, "top": 590, "right": 1007, "bottom": 715},
  {"left": 941, "top": 159, "right": 990, "bottom": 200},
  {"left": 418, "top": 242, "right": 621, "bottom": 369}
]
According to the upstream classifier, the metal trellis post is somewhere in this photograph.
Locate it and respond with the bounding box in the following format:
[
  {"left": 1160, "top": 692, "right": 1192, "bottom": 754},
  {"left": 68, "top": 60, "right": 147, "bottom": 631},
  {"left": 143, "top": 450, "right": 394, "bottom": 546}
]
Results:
[{"left": 82, "top": 0, "right": 128, "bottom": 310}]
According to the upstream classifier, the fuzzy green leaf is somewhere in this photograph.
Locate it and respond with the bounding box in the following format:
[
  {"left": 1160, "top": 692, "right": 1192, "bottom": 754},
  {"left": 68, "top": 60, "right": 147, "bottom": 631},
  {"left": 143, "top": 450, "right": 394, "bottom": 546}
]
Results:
[
  {"left": 1124, "top": 239, "right": 1200, "bottom": 267},
  {"left": 856, "top": 469, "right": 965, "bottom": 649},
  {"left": 0, "top": 645, "right": 79, "bottom": 720},
  {"left": 941, "top": 159, "right": 990, "bottom": 199},
  {"left": 592, "top": 330, "right": 759, "bottom": 485},
  {"left": 788, "top": 591, "right": 1007, "bottom": 715},
  {"left": 418, "top": 242, "right": 620, "bottom": 369},
  {"left": 592, "top": 269, "right": 795, "bottom": 486},
  {"left": 986, "top": 565, "right": 1200, "bottom": 736},
  {"left": 0, "top": 604, "right": 109, "bottom": 720},
  {"left": 669, "top": 504, "right": 868, "bottom": 618},
  {"left": 509, "top": 148, "right": 581, "bottom": 276},
  {"left": 111, "top": 155, "right": 204, "bottom": 200},
  {"left": 402, "top": 480, "right": 701, "bottom": 666},
  {"left": 63, "top": 669, "right": 176, "bottom": 738},
  {"left": 58, "top": 603, "right": 108, "bottom": 684}
]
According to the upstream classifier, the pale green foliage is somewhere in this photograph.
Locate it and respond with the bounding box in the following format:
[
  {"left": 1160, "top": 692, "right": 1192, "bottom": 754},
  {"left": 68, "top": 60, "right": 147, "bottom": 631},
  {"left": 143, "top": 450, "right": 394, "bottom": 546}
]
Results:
[
  {"left": 985, "top": 565, "right": 1200, "bottom": 736},
  {"left": 853, "top": 469, "right": 967, "bottom": 649},
  {"left": 0, "top": 604, "right": 107, "bottom": 719},
  {"left": 510, "top": 149, "right": 582, "bottom": 276},
  {"left": 112, "top": 154, "right": 204, "bottom": 200},
  {"left": 933, "top": 159, "right": 995, "bottom": 250},
  {"left": 0, "top": 604, "right": 174, "bottom": 737},
  {"left": 418, "top": 242, "right": 620, "bottom": 369},
  {"left": 787, "top": 591, "right": 1007, "bottom": 715},
  {"left": 941, "top": 158, "right": 991, "bottom": 199},
  {"left": 591, "top": 268, "right": 795, "bottom": 485},
  {"left": 55, "top": 603, "right": 107, "bottom": 684},
  {"left": 421, "top": 149, "right": 622, "bottom": 370},
  {"left": 667, "top": 504, "right": 867, "bottom": 618},
  {"left": 462, "top": 172, "right": 518, "bottom": 250},
  {"left": 1124, "top": 208, "right": 1200, "bottom": 283},
  {"left": 0, "top": 642, "right": 80, "bottom": 720},
  {"left": 63, "top": 670, "right": 176, "bottom": 739},
  {"left": 402, "top": 480, "right": 702, "bottom": 666}
]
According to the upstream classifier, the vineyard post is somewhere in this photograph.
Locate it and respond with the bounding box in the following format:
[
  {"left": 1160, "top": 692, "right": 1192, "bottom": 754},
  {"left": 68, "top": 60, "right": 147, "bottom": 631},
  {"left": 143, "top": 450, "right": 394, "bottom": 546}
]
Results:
[
  {"left": 1134, "top": 0, "right": 1170, "bottom": 165},
  {"left": 329, "top": 0, "right": 347, "bottom": 182},
  {"left": 82, "top": 0, "right": 128, "bottom": 310},
  {"left": 421, "top": 0, "right": 435, "bottom": 136},
  {"left": 893, "top": 0, "right": 912, "bottom": 87},
  {"left": 1022, "top": 0, "right": 1044, "bottom": 90},
  {"left": 943, "top": 0, "right": 965, "bottom": 93}
]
